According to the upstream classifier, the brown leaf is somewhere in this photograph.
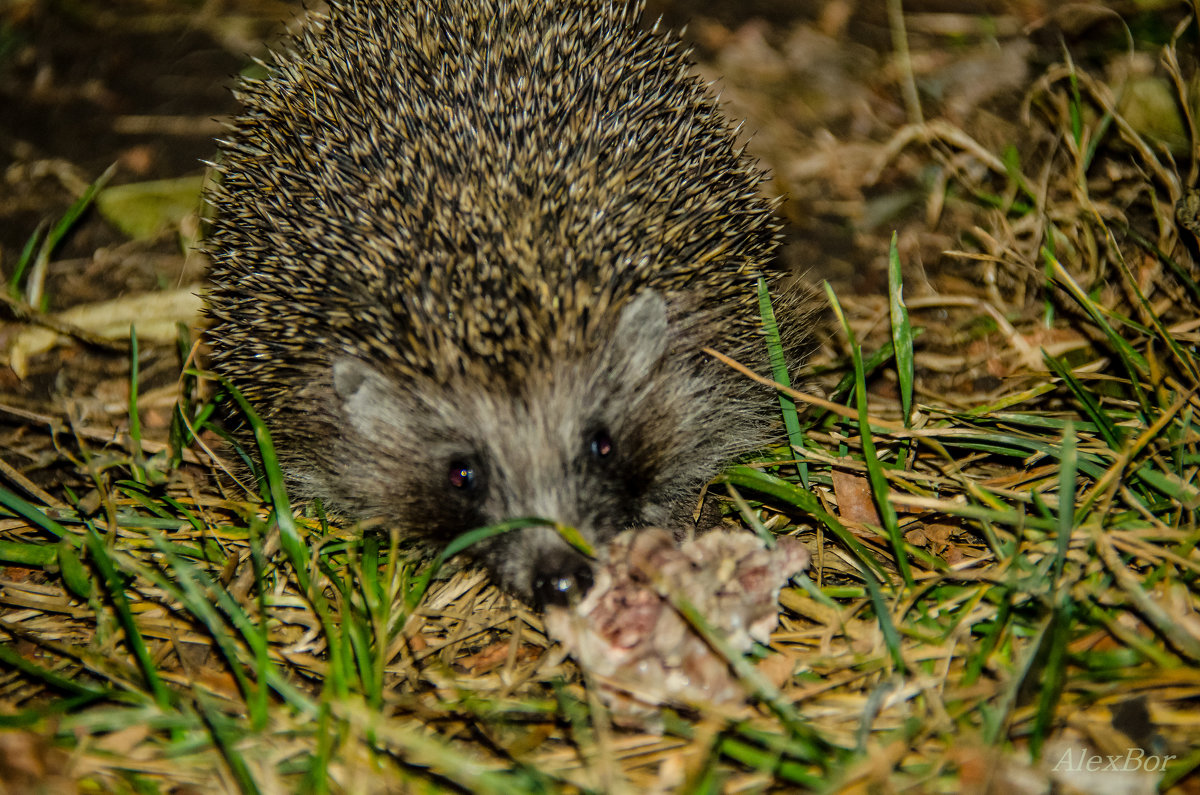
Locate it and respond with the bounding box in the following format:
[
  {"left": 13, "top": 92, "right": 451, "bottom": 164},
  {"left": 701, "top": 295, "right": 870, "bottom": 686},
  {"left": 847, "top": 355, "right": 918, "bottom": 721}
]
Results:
[
  {"left": 757, "top": 652, "right": 795, "bottom": 691},
  {"left": 457, "top": 640, "right": 512, "bottom": 674},
  {"left": 831, "top": 468, "right": 881, "bottom": 526}
]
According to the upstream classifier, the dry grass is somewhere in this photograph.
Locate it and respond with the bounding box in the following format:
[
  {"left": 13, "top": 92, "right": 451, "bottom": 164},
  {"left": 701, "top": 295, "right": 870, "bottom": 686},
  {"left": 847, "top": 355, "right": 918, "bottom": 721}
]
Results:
[{"left": 1, "top": 2, "right": 1199, "bottom": 793}]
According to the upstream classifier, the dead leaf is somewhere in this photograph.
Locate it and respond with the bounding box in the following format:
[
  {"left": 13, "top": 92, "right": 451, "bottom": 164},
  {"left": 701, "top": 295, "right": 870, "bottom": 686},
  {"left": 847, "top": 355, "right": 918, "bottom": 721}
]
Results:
[
  {"left": 831, "top": 468, "right": 881, "bottom": 526},
  {"left": 8, "top": 287, "right": 203, "bottom": 377}
]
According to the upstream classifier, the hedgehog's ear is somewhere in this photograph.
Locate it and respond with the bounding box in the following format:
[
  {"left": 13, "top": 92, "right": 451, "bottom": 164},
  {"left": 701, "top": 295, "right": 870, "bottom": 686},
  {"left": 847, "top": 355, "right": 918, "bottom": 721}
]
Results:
[
  {"left": 609, "top": 290, "right": 669, "bottom": 382},
  {"left": 332, "top": 357, "right": 408, "bottom": 438}
]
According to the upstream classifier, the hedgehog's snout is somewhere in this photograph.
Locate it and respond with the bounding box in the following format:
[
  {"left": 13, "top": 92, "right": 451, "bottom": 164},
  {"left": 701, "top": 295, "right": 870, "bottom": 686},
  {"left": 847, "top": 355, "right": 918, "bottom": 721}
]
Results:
[{"left": 531, "top": 545, "right": 595, "bottom": 608}]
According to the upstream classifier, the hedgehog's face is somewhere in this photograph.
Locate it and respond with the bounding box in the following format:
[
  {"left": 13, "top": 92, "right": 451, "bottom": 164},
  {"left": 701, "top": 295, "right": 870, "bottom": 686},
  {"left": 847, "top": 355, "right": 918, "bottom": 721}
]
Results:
[
  {"left": 329, "top": 292, "right": 710, "bottom": 607},
  {"left": 430, "top": 392, "right": 649, "bottom": 607}
]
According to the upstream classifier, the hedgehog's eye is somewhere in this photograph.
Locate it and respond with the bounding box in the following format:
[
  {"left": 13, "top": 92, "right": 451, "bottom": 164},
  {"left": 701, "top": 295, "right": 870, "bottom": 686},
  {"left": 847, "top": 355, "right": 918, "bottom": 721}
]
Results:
[
  {"left": 448, "top": 459, "right": 478, "bottom": 491},
  {"left": 589, "top": 429, "right": 614, "bottom": 460}
]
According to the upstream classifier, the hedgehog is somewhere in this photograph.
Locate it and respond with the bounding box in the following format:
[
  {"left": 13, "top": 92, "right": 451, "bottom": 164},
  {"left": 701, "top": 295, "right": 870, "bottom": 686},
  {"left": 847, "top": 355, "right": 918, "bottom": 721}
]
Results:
[{"left": 204, "top": 0, "right": 808, "bottom": 607}]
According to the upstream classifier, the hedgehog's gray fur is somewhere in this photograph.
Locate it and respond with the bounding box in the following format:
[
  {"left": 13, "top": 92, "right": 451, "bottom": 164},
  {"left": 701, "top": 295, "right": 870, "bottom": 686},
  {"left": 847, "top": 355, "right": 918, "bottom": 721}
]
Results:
[{"left": 205, "top": 0, "right": 809, "bottom": 605}]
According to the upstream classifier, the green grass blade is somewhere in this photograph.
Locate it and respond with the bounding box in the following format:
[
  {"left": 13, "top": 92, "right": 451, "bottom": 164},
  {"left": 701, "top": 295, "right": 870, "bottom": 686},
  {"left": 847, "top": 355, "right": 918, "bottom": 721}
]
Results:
[
  {"left": 962, "top": 590, "right": 1012, "bottom": 687},
  {"left": 1107, "top": 236, "right": 1200, "bottom": 384},
  {"left": 720, "top": 465, "right": 907, "bottom": 670},
  {"left": 824, "top": 339, "right": 900, "bottom": 409},
  {"left": 984, "top": 613, "right": 1051, "bottom": 744},
  {"left": 7, "top": 220, "right": 46, "bottom": 299},
  {"left": 825, "top": 281, "right": 914, "bottom": 588},
  {"left": 0, "top": 695, "right": 110, "bottom": 728},
  {"left": 128, "top": 325, "right": 145, "bottom": 483},
  {"left": 887, "top": 232, "right": 914, "bottom": 424},
  {"left": 215, "top": 378, "right": 360, "bottom": 699},
  {"left": 1053, "top": 423, "right": 1078, "bottom": 585},
  {"left": 1046, "top": 250, "right": 1150, "bottom": 387},
  {"left": 405, "top": 517, "right": 539, "bottom": 610},
  {"left": 303, "top": 704, "right": 336, "bottom": 794},
  {"left": 83, "top": 526, "right": 171, "bottom": 709},
  {"left": 0, "top": 644, "right": 111, "bottom": 700},
  {"left": 0, "top": 539, "right": 57, "bottom": 567},
  {"left": 1030, "top": 601, "right": 1073, "bottom": 759},
  {"left": 144, "top": 530, "right": 268, "bottom": 728},
  {"left": 57, "top": 539, "right": 91, "bottom": 598},
  {"left": 1124, "top": 224, "right": 1200, "bottom": 306},
  {"left": 667, "top": 589, "right": 813, "bottom": 742},
  {"left": 211, "top": 375, "right": 309, "bottom": 589},
  {"left": 721, "top": 466, "right": 891, "bottom": 581},
  {"left": 195, "top": 691, "right": 262, "bottom": 795},
  {"left": 0, "top": 486, "right": 73, "bottom": 542},
  {"left": 758, "top": 277, "right": 807, "bottom": 485},
  {"left": 8, "top": 165, "right": 115, "bottom": 301},
  {"left": 1041, "top": 353, "right": 1122, "bottom": 451},
  {"left": 717, "top": 735, "right": 825, "bottom": 788}
]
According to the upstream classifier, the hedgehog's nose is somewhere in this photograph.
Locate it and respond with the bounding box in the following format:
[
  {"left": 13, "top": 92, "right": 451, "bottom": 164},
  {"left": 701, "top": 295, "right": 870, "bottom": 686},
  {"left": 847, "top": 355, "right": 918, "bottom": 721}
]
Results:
[{"left": 533, "top": 552, "right": 594, "bottom": 608}]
